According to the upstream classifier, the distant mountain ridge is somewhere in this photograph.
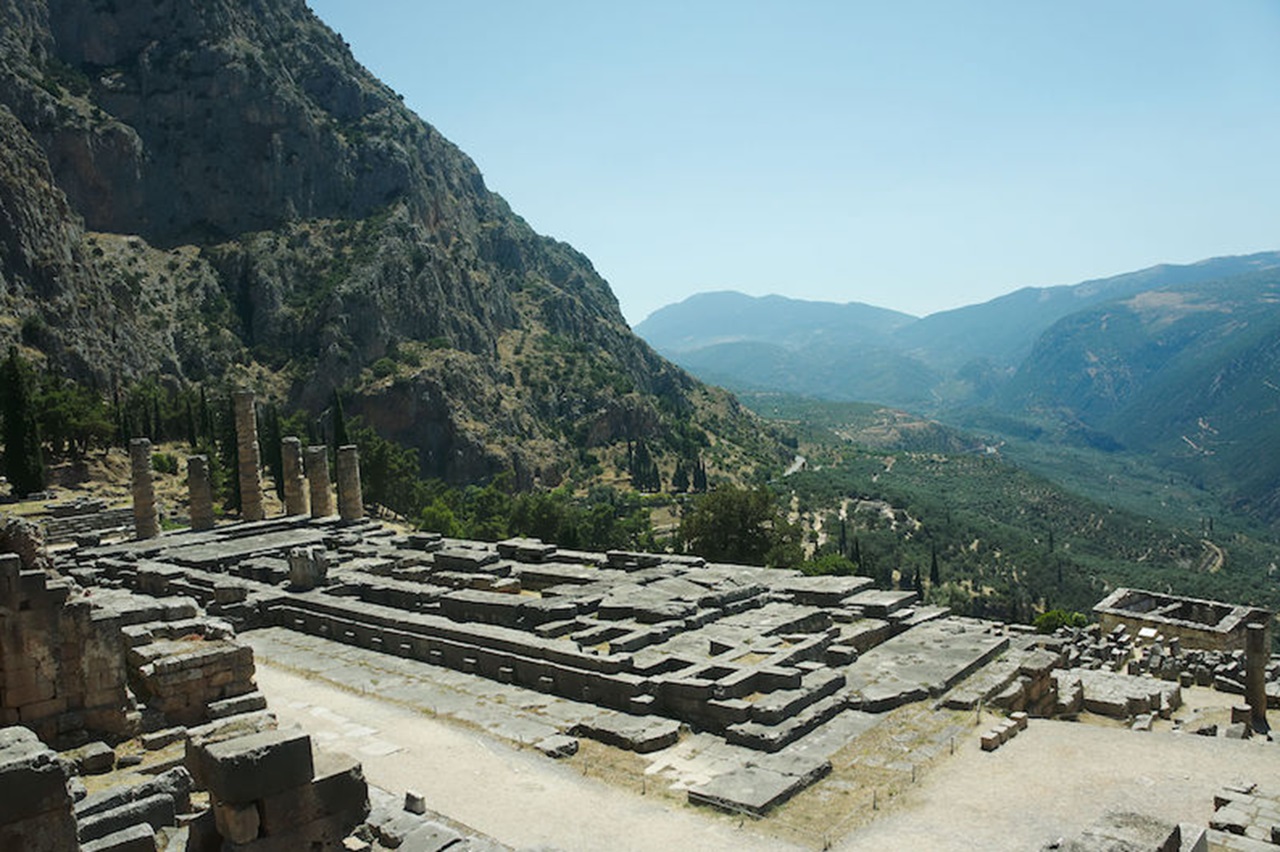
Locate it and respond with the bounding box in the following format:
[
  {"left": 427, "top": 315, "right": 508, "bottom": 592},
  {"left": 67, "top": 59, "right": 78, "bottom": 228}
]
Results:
[
  {"left": 636, "top": 252, "right": 1280, "bottom": 523},
  {"left": 636, "top": 252, "right": 1280, "bottom": 407}
]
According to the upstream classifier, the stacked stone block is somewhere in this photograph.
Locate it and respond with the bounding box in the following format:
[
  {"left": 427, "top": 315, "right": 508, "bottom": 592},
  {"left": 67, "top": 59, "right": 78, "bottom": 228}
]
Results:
[
  {"left": 304, "top": 445, "right": 334, "bottom": 518},
  {"left": 280, "top": 437, "right": 307, "bottom": 516},
  {"left": 0, "top": 554, "right": 131, "bottom": 744},
  {"left": 128, "top": 637, "right": 256, "bottom": 726},
  {"left": 336, "top": 444, "right": 364, "bottom": 521},
  {"left": 129, "top": 438, "right": 159, "bottom": 540},
  {"left": 187, "top": 455, "right": 215, "bottom": 531},
  {"left": 233, "top": 391, "right": 265, "bottom": 522},
  {"left": 0, "top": 726, "right": 78, "bottom": 852},
  {"left": 192, "top": 727, "right": 369, "bottom": 850}
]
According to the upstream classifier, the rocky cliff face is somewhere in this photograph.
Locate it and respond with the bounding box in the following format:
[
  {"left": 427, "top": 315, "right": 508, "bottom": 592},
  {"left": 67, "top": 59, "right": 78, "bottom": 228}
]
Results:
[{"left": 0, "top": 0, "right": 783, "bottom": 484}]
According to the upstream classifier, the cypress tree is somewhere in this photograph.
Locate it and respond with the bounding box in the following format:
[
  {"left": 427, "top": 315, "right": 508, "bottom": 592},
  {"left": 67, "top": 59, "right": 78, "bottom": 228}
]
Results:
[
  {"left": 332, "top": 390, "right": 349, "bottom": 449},
  {"left": 185, "top": 397, "right": 198, "bottom": 447},
  {"left": 0, "top": 348, "right": 46, "bottom": 497},
  {"left": 930, "top": 544, "right": 940, "bottom": 587}
]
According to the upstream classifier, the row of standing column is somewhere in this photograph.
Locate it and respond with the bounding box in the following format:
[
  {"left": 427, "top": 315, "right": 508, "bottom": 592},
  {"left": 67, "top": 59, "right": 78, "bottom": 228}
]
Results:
[
  {"left": 129, "top": 393, "right": 365, "bottom": 538},
  {"left": 178, "top": 442, "right": 358, "bottom": 530}
]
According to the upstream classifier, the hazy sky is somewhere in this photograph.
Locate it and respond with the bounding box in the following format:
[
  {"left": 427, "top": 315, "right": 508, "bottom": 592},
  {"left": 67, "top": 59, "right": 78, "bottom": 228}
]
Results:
[{"left": 306, "top": 1, "right": 1280, "bottom": 325}]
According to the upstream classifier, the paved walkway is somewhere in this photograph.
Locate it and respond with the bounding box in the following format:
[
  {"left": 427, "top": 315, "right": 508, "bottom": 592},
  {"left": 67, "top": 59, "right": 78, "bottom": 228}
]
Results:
[
  {"left": 249, "top": 639, "right": 797, "bottom": 852},
  {"left": 247, "top": 628, "right": 1280, "bottom": 851}
]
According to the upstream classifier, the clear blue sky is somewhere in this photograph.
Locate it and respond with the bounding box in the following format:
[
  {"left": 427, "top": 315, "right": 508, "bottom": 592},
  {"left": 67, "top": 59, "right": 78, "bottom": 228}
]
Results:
[{"left": 307, "top": 1, "right": 1280, "bottom": 325}]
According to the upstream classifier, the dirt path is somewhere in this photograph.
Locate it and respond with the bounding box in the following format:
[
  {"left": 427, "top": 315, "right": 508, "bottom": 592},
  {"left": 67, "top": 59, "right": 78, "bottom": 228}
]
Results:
[
  {"left": 252, "top": 662, "right": 798, "bottom": 852},
  {"left": 834, "top": 716, "right": 1277, "bottom": 851}
]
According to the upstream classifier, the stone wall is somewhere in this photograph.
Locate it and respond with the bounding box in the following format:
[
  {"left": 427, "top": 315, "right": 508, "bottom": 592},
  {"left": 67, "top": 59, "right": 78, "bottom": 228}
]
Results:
[
  {"left": 0, "top": 554, "right": 133, "bottom": 746},
  {"left": 1094, "top": 588, "right": 1271, "bottom": 652}
]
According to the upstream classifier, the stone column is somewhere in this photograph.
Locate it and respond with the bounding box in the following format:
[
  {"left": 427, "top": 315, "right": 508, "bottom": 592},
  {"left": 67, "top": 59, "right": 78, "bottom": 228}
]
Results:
[
  {"left": 130, "top": 438, "right": 159, "bottom": 540},
  {"left": 187, "top": 455, "right": 215, "bottom": 531},
  {"left": 1246, "top": 622, "right": 1269, "bottom": 733},
  {"left": 232, "top": 390, "right": 264, "bottom": 522},
  {"left": 305, "top": 445, "right": 334, "bottom": 518},
  {"left": 336, "top": 444, "right": 364, "bottom": 522},
  {"left": 281, "top": 437, "right": 308, "bottom": 516}
]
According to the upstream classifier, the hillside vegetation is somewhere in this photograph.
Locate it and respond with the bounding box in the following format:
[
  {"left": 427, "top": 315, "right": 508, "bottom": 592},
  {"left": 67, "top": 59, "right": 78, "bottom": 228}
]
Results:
[
  {"left": 0, "top": 0, "right": 786, "bottom": 490},
  {"left": 746, "top": 394, "right": 1280, "bottom": 622}
]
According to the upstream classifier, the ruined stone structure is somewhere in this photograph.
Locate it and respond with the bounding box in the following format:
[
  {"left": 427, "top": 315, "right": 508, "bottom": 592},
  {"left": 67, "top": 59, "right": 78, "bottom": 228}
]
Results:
[
  {"left": 1094, "top": 588, "right": 1270, "bottom": 652},
  {"left": 304, "top": 445, "right": 334, "bottom": 518},
  {"left": 280, "top": 437, "right": 308, "bottom": 517},
  {"left": 128, "top": 438, "right": 159, "bottom": 540},
  {"left": 232, "top": 391, "right": 265, "bottom": 522},
  {"left": 0, "top": 554, "right": 132, "bottom": 745},
  {"left": 0, "top": 726, "right": 78, "bottom": 852},
  {"left": 336, "top": 444, "right": 364, "bottom": 522},
  {"left": 187, "top": 455, "right": 215, "bottom": 532}
]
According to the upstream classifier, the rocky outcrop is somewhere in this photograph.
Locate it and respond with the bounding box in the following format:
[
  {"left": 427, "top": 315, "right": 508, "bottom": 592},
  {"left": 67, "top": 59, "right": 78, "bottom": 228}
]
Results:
[{"left": 0, "top": 0, "right": 785, "bottom": 485}]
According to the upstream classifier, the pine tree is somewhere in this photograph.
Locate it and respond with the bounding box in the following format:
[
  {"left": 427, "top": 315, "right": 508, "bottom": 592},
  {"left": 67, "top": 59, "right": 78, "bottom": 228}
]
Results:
[
  {"left": 672, "top": 459, "right": 690, "bottom": 493},
  {"left": 0, "top": 348, "right": 46, "bottom": 497},
  {"left": 692, "top": 457, "right": 708, "bottom": 492},
  {"left": 260, "top": 403, "right": 284, "bottom": 499},
  {"left": 185, "top": 397, "right": 197, "bottom": 447},
  {"left": 220, "top": 395, "right": 240, "bottom": 513}
]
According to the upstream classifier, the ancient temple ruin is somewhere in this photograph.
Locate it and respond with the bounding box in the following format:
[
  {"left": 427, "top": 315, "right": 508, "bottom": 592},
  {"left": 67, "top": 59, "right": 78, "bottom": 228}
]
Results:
[{"left": 0, "top": 396, "right": 1277, "bottom": 849}]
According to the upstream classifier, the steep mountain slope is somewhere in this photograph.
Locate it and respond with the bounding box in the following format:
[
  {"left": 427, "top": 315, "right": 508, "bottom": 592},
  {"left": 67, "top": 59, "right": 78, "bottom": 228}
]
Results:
[
  {"left": 0, "top": 0, "right": 785, "bottom": 485},
  {"left": 1000, "top": 270, "right": 1280, "bottom": 520},
  {"left": 894, "top": 252, "right": 1280, "bottom": 371}
]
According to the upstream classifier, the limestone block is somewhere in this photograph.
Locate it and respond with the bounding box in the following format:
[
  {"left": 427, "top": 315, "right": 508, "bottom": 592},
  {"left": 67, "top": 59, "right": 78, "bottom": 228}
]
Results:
[
  {"left": 257, "top": 754, "right": 367, "bottom": 835},
  {"left": 0, "top": 726, "right": 73, "bottom": 825},
  {"left": 202, "top": 728, "right": 314, "bottom": 805},
  {"left": 534, "top": 734, "right": 579, "bottom": 759},
  {"left": 404, "top": 790, "right": 427, "bottom": 815},
  {"left": 0, "top": 809, "right": 81, "bottom": 852},
  {"left": 76, "top": 793, "right": 175, "bottom": 843},
  {"left": 68, "top": 740, "right": 116, "bottom": 774},
  {"left": 287, "top": 546, "right": 329, "bottom": 591},
  {"left": 79, "top": 822, "right": 157, "bottom": 852},
  {"left": 214, "top": 800, "right": 260, "bottom": 845}
]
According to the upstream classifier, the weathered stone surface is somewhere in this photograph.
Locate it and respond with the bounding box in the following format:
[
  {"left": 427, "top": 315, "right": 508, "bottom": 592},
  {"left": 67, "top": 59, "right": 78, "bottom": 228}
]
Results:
[
  {"left": 69, "top": 740, "right": 116, "bottom": 774},
  {"left": 201, "top": 728, "right": 314, "bottom": 805},
  {"left": 570, "top": 714, "right": 679, "bottom": 753},
  {"left": 257, "top": 753, "right": 368, "bottom": 836},
  {"left": 846, "top": 618, "right": 1009, "bottom": 712},
  {"left": 233, "top": 391, "right": 265, "bottom": 523},
  {"left": 0, "top": 725, "right": 73, "bottom": 825},
  {"left": 75, "top": 767, "right": 193, "bottom": 821},
  {"left": 79, "top": 821, "right": 158, "bottom": 852},
  {"left": 688, "top": 759, "right": 830, "bottom": 816},
  {"left": 305, "top": 446, "right": 335, "bottom": 518},
  {"left": 76, "top": 793, "right": 175, "bottom": 843},
  {"left": 130, "top": 439, "right": 160, "bottom": 540},
  {"left": 336, "top": 445, "right": 365, "bottom": 522},
  {"left": 534, "top": 734, "right": 579, "bottom": 758}
]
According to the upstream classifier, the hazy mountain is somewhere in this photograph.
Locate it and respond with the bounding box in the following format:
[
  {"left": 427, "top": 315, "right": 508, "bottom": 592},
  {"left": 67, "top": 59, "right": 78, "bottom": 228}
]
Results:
[
  {"left": 638, "top": 253, "right": 1280, "bottom": 411},
  {"left": 999, "top": 270, "right": 1280, "bottom": 520},
  {"left": 0, "top": 0, "right": 785, "bottom": 486},
  {"left": 895, "top": 252, "right": 1280, "bottom": 371},
  {"left": 636, "top": 291, "right": 915, "bottom": 353}
]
